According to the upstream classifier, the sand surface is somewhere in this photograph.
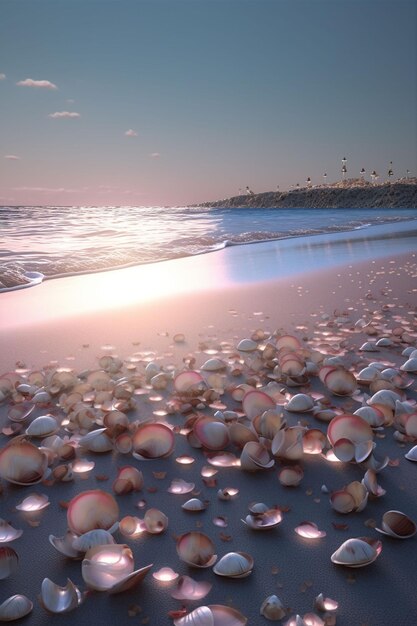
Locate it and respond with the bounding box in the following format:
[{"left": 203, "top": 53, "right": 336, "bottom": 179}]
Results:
[{"left": 0, "top": 248, "right": 417, "bottom": 625}]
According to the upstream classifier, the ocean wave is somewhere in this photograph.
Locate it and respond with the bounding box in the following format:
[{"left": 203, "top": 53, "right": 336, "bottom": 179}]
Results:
[{"left": 1, "top": 209, "right": 416, "bottom": 293}]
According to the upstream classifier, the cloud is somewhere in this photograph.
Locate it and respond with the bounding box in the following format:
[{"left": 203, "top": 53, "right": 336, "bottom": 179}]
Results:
[
  {"left": 12, "top": 186, "right": 81, "bottom": 193},
  {"left": 4, "top": 155, "right": 20, "bottom": 160},
  {"left": 0, "top": 73, "right": 6, "bottom": 80},
  {"left": 48, "top": 111, "right": 80, "bottom": 119},
  {"left": 124, "top": 129, "right": 138, "bottom": 137},
  {"left": 16, "top": 78, "right": 58, "bottom": 89},
  {"left": 150, "top": 152, "right": 160, "bottom": 158}
]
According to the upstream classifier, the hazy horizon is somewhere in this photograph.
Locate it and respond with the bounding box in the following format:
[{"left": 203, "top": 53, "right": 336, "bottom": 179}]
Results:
[{"left": 1, "top": 0, "right": 416, "bottom": 206}]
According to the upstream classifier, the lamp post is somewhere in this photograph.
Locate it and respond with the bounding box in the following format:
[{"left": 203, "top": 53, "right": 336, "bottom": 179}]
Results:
[
  {"left": 341, "top": 157, "right": 347, "bottom": 182},
  {"left": 388, "top": 161, "right": 393, "bottom": 183},
  {"left": 323, "top": 172, "right": 327, "bottom": 185},
  {"left": 360, "top": 168, "right": 366, "bottom": 181}
]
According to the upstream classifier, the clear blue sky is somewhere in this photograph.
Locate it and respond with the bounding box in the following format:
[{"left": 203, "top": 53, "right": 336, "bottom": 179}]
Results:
[{"left": 1, "top": 0, "right": 416, "bottom": 206}]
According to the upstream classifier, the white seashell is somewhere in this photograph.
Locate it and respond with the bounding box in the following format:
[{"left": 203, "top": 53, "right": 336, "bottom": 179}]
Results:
[
  {"left": 0, "top": 547, "right": 18, "bottom": 580},
  {"left": 405, "top": 445, "right": 417, "bottom": 461},
  {"left": 48, "top": 532, "right": 83, "bottom": 559},
  {"left": 78, "top": 428, "right": 113, "bottom": 452},
  {"left": 145, "top": 362, "right": 160, "bottom": 382},
  {"left": 376, "top": 337, "right": 393, "bottom": 347},
  {"left": 176, "top": 532, "right": 217, "bottom": 568},
  {"left": 240, "top": 441, "right": 274, "bottom": 471},
  {"left": 26, "top": 415, "right": 58, "bottom": 437},
  {"left": 359, "top": 342, "right": 378, "bottom": 352},
  {"left": 82, "top": 544, "right": 134, "bottom": 591},
  {"left": 150, "top": 373, "right": 169, "bottom": 390},
  {"left": 182, "top": 498, "right": 207, "bottom": 512},
  {"left": 331, "top": 537, "right": 381, "bottom": 567},
  {"left": 402, "top": 347, "right": 417, "bottom": 357},
  {"left": 401, "top": 357, "right": 417, "bottom": 372},
  {"left": 173, "top": 605, "right": 248, "bottom": 626},
  {"left": 170, "top": 575, "right": 212, "bottom": 601},
  {"left": 260, "top": 594, "right": 286, "bottom": 620},
  {"left": 357, "top": 366, "right": 380, "bottom": 383},
  {"left": 201, "top": 358, "right": 227, "bottom": 371},
  {"left": 314, "top": 593, "right": 339, "bottom": 612},
  {"left": 33, "top": 390, "right": 51, "bottom": 404},
  {"left": 40, "top": 578, "right": 82, "bottom": 613},
  {"left": 0, "top": 595, "right": 33, "bottom": 621},
  {"left": 237, "top": 339, "right": 258, "bottom": 352},
  {"left": 285, "top": 394, "right": 314, "bottom": 412},
  {"left": 0, "top": 520, "right": 23, "bottom": 544},
  {"left": 72, "top": 529, "right": 116, "bottom": 552},
  {"left": 213, "top": 552, "right": 254, "bottom": 578},
  {"left": 368, "top": 389, "right": 401, "bottom": 409}
]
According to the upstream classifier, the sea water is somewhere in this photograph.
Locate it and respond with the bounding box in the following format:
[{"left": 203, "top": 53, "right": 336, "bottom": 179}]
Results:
[{"left": 0, "top": 205, "right": 416, "bottom": 291}]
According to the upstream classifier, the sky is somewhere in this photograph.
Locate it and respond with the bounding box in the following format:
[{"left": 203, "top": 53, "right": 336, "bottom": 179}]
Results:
[{"left": 0, "top": 0, "right": 416, "bottom": 206}]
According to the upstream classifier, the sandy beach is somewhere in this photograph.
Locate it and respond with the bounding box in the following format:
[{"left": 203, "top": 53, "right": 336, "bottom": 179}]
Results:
[{"left": 1, "top": 232, "right": 417, "bottom": 626}]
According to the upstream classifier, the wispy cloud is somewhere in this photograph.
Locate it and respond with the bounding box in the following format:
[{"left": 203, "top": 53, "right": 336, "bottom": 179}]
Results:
[
  {"left": 150, "top": 152, "right": 160, "bottom": 158},
  {"left": 124, "top": 129, "right": 138, "bottom": 137},
  {"left": 4, "top": 155, "right": 20, "bottom": 160},
  {"left": 0, "top": 73, "right": 6, "bottom": 80},
  {"left": 48, "top": 111, "right": 80, "bottom": 119},
  {"left": 12, "top": 186, "right": 81, "bottom": 193},
  {"left": 16, "top": 78, "right": 58, "bottom": 90}
]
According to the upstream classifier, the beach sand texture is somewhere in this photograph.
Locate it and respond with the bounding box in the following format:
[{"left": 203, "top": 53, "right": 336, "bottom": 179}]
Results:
[{"left": 1, "top": 235, "right": 417, "bottom": 625}]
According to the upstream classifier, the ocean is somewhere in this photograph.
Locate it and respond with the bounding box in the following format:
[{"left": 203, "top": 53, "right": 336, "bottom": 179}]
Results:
[{"left": 1, "top": 205, "right": 416, "bottom": 291}]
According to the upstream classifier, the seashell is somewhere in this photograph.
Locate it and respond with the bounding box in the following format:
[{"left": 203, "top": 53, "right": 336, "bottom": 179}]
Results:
[
  {"left": 368, "top": 389, "right": 401, "bottom": 410},
  {"left": 323, "top": 368, "right": 357, "bottom": 396},
  {"left": 174, "top": 370, "right": 206, "bottom": 396},
  {"left": 242, "top": 390, "right": 276, "bottom": 420},
  {"left": 201, "top": 358, "right": 227, "bottom": 371},
  {"left": 359, "top": 342, "right": 379, "bottom": 352},
  {"left": 354, "top": 406, "right": 385, "bottom": 428},
  {"left": 240, "top": 441, "right": 274, "bottom": 471},
  {"left": 0, "top": 547, "right": 18, "bottom": 580},
  {"left": 237, "top": 338, "right": 258, "bottom": 352},
  {"left": 272, "top": 427, "right": 304, "bottom": 461},
  {"left": 193, "top": 417, "right": 230, "bottom": 450},
  {"left": 152, "top": 567, "right": 179, "bottom": 582},
  {"left": 113, "top": 466, "right": 144, "bottom": 494},
  {"left": 401, "top": 358, "right": 417, "bottom": 373},
  {"left": 39, "top": 578, "right": 82, "bottom": 613},
  {"left": 78, "top": 428, "right": 113, "bottom": 453},
  {"left": 0, "top": 520, "right": 23, "bottom": 544},
  {"left": 0, "top": 441, "right": 48, "bottom": 485},
  {"left": 145, "top": 362, "right": 160, "bottom": 382},
  {"left": 174, "top": 605, "right": 248, "bottom": 626},
  {"left": 331, "top": 537, "right": 382, "bottom": 567},
  {"left": 302, "top": 429, "right": 327, "bottom": 455},
  {"left": 0, "top": 595, "right": 33, "bottom": 622},
  {"left": 52, "top": 463, "right": 74, "bottom": 482},
  {"left": 405, "top": 445, "right": 417, "bottom": 461},
  {"left": 242, "top": 507, "right": 282, "bottom": 530},
  {"left": 357, "top": 366, "right": 381, "bottom": 384},
  {"left": 118, "top": 515, "right": 146, "bottom": 538},
  {"left": 48, "top": 531, "right": 83, "bottom": 559},
  {"left": 217, "top": 487, "right": 239, "bottom": 500},
  {"left": 143, "top": 508, "right": 168, "bottom": 534},
  {"left": 26, "top": 415, "right": 58, "bottom": 438},
  {"left": 314, "top": 593, "right": 338, "bottom": 612},
  {"left": 72, "top": 529, "right": 116, "bottom": 552},
  {"left": 284, "top": 614, "right": 308, "bottom": 626},
  {"left": 375, "top": 510, "right": 416, "bottom": 539},
  {"left": 361, "top": 469, "right": 386, "bottom": 497},
  {"left": 67, "top": 489, "right": 119, "bottom": 535},
  {"left": 260, "top": 594, "right": 286, "bottom": 620},
  {"left": 228, "top": 423, "right": 258, "bottom": 449},
  {"left": 213, "top": 551, "right": 254, "bottom": 578},
  {"left": 170, "top": 575, "right": 212, "bottom": 601},
  {"left": 207, "top": 452, "right": 240, "bottom": 468},
  {"left": 7, "top": 402, "right": 35, "bottom": 423},
  {"left": 294, "top": 521, "right": 326, "bottom": 538},
  {"left": 81, "top": 544, "right": 134, "bottom": 591},
  {"left": 182, "top": 498, "right": 208, "bottom": 512},
  {"left": 327, "top": 414, "right": 373, "bottom": 446},
  {"left": 132, "top": 422, "right": 175, "bottom": 459},
  {"left": 108, "top": 563, "right": 153, "bottom": 594},
  {"left": 253, "top": 409, "right": 285, "bottom": 439},
  {"left": 16, "top": 492, "right": 50, "bottom": 517},
  {"left": 176, "top": 532, "right": 217, "bottom": 568},
  {"left": 285, "top": 394, "right": 314, "bottom": 412},
  {"left": 404, "top": 413, "right": 417, "bottom": 439},
  {"left": 276, "top": 334, "right": 301, "bottom": 350},
  {"left": 278, "top": 465, "right": 304, "bottom": 487},
  {"left": 168, "top": 478, "right": 195, "bottom": 494},
  {"left": 330, "top": 481, "right": 368, "bottom": 514}
]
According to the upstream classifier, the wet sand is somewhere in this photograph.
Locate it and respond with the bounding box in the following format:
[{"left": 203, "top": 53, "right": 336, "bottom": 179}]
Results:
[{"left": 0, "top": 246, "right": 417, "bottom": 625}]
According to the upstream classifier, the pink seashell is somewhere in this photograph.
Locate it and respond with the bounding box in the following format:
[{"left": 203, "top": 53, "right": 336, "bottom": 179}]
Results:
[
  {"left": 132, "top": 422, "right": 175, "bottom": 459},
  {"left": 67, "top": 490, "right": 119, "bottom": 535}
]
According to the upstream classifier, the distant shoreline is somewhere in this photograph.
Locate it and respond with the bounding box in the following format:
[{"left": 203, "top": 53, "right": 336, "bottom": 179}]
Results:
[{"left": 198, "top": 178, "right": 417, "bottom": 209}]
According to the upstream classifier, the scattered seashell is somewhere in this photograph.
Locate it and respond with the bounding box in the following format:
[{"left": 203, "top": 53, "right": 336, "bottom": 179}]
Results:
[
  {"left": 285, "top": 394, "right": 314, "bottom": 413},
  {"left": 327, "top": 414, "right": 373, "bottom": 446},
  {"left": 294, "top": 521, "right": 326, "bottom": 539},
  {"left": 118, "top": 516, "right": 146, "bottom": 538},
  {"left": 173, "top": 605, "right": 248, "bottom": 626},
  {"left": 152, "top": 566, "right": 179, "bottom": 582},
  {"left": 82, "top": 544, "right": 133, "bottom": 591},
  {"left": 405, "top": 445, "right": 417, "bottom": 461},
  {"left": 260, "top": 594, "right": 286, "bottom": 621},
  {"left": 0, "top": 547, "right": 18, "bottom": 580},
  {"left": 132, "top": 422, "right": 175, "bottom": 459},
  {"left": 67, "top": 489, "right": 119, "bottom": 535},
  {"left": 314, "top": 593, "right": 339, "bottom": 613},
  {"left": 0, "top": 520, "right": 23, "bottom": 544},
  {"left": 170, "top": 575, "right": 212, "bottom": 601},
  {"left": 375, "top": 510, "right": 416, "bottom": 539},
  {"left": 168, "top": 478, "right": 195, "bottom": 494},
  {"left": 0, "top": 441, "right": 48, "bottom": 485},
  {"left": 48, "top": 531, "right": 83, "bottom": 559},
  {"left": 240, "top": 441, "right": 274, "bottom": 471},
  {"left": 331, "top": 537, "right": 382, "bottom": 567},
  {"left": 72, "top": 529, "right": 116, "bottom": 552},
  {"left": 237, "top": 339, "right": 258, "bottom": 352},
  {"left": 193, "top": 417, "right": 230, "bottom": 450},
  {"left": 174, "top": 370, "right": 206, "bottom": 396},
  {"left": 217, "top": 487, "right": 239, "bottom": 500},
  {"left": 213, "top": 551, "right": 254, "bottom": 578},
  {"left": 401, "top": 358, "right": 417, "bottom": 373},
  {"left": 39, "top": 578, "right": 82, "bottom": 613},
  {"left": 0, "top": 595, "right": 33, "bottom": 622},
  {"left": 278, "top": 465, "right": 304, "bottom": 487},
  {"left": 182, "top": 498, "right": 208, "bottom": 512},
  {"left": 242, "top": 389, "right": 276, "bottom": 420},
  {"left": 26, "top": 415, "right": 58, "bottom": 438},
  {"left": 242, "top": 507, "right": 283, "bottom": 530},
  {"left": 176, "top": 532, "right": 217, "bottom": 568},
  {"left": 143, "top": 508, "right": 168, "bottom": 534}
]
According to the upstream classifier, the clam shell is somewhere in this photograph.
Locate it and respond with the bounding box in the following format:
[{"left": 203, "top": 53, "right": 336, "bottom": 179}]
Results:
[
  {"left": 331, "top": 537, "right": 382, "bottom": 567},
  {"left": 67, "top": 489, "right": 119, "bottom": 535},
  {"left": 260, "top": 594, "right": 286, "bottom": 620},
  {"left": 193, "top": 417, "right": 230, "bottom": 450},
  {"left": 48, "top": 532, "right": 83, "bottom": 559},
  {"left": 272, "top": 427, "right": 304, "bottom": 461},
  {"left": 176, "top": 532, "right": 217, "bottom": 568},
  {"left": 323, "top": 368, "right": 357, "bottom": 396},
  {"left": 314, "top": 593, "right": 338, "bottom": 612},
  {"left": 26, "top": 415, "right": 58, "bottom": 437},
  {"left": 240, "top": 441, "right": 274, "bottom": 471},
  {"left": 143, "top": 508, "right": 168, "bottom": 534},
  {"left": 82, "top": 544, "right": 134, "bottom": 591},
  {"left": 242, "top": 389, "right": 276, "bottom": 420},
  {"left": 0, "top": 441, "right": 48, "bottom": 485},
  {"left": 405, "top": 445, "right": 417, "bottom": 461},
  {"left": 201, "top": 358, "right": 227, "bottom": 371},
  {"left": 182, "top": 498, "right": 208, "bottom": 512},
  {"left": 294, "top": 521, "right": 326, "bottom": 539},
  {"left": 213, "top": 551, "right": 254, "bottom": 578},
  {"left": 78, "top": 428, "right": 113, "bottom": 452},
  {"left": 237, "top": 338, "right": 258, "bottom": 352},
  {"left": 278, "top": 465, "right": 304, "bottom": 487},
  {"left": 285, "top": 394, "right": 314, "bottom": 412},
  {"left": 401, "top": 357, "right": 417, "bottom": 372},
  {"left": 174, "top": 370, "right": 206, "bottom": 395},
  {"left": 173, "top": 605, "right": 248, "bottom": 626},
  {"left": 170, "top": 576, "right": 212, "bottom": 601},
  {"left": 0, "top": 520, "right": 23, "bottom": 544},
  {"left": 241, "top": 507, "right": 282, "bottom": 530},
  {"left": 0, "top": 595, "right": 33, "bottom": 621},
  {"left": 40, "top": 578, "right": 82, "bottom": 613},
  {"left": 376, "top": 510, "right": 416, "bottom": 539},
  {"left": 0, "top": 547, "right": 18, "bottom": 580},
  {"left": 72, "top": 529, "right": 116, "bottom": 552},
  {"left": 132, "top": 422, "right": 175, "bottom": 459},
  {"left": 327, "top": 414, "right": 373, "bottom": 446}
]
